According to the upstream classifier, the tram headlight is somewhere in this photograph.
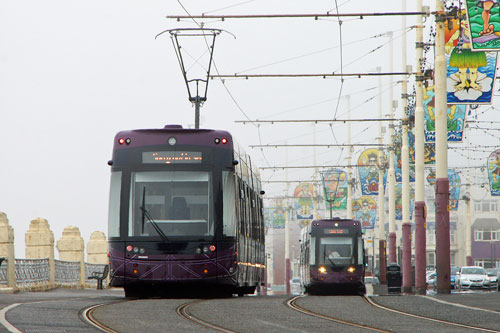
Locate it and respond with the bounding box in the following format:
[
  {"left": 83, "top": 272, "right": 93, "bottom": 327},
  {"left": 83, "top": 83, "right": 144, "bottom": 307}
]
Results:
[
  {"left": 196, "top": 248, "right": 202, "bottom": 254},
  {"left": 347, "top": 267, "right": 356, "bottom": 273},
  {"left": 203, "top": 246, "right": 209, "bottom": 253},
  {"left": 318, "top": 266, "right": 327, "bottom": 274},
  {"left": 139, "top": 248, "right": 145, "bottom": 254},
  {"left": 133, "top": 247, "right": 139, "bottom": 253}
]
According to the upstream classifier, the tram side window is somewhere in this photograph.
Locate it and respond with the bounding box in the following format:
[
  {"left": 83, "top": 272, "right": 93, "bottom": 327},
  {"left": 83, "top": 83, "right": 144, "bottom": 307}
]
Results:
[
  {"left": 358, "top": 237, "right": 363, "bottom": 265},
  {"left": 309, "top": 237, "right": 316, "bottom": 265},
  {"left": 238, "top": 179, "right": 245, "bottom": 235},
  {"left": 108, "top": 171, "right": 122, "bottom": 237},
  {"left": 222, "top": 171, "right": 237, "bottom": 237}
]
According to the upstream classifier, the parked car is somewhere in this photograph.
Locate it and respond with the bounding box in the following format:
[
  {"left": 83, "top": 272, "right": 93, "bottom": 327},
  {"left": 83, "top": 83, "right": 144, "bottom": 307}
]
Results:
[
  {"left": 290, "top": 277, "right": 301, "bottom": 295},
  {"left": 485, "top": 268, "right": 499, "bottom": 290},
  {"left": 450, "top": 266, "right": 460, "bottom": 289},
  {"left": 426, "top": 267, "right": 460, "bottom": 289},
  {"left": 426, "top": 271, "right": 437, "bottom": 288},
  {"left": 364, "top": 276, "right": 380, "bottom": 285},
  {"left": 456, "top": 266, "right": 491, "bottom": 290}
]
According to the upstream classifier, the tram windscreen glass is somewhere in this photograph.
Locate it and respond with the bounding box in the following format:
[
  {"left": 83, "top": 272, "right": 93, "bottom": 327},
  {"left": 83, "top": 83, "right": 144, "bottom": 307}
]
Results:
[
  {"left": 324, "top": 229, "right": 349, "bottom": 235},
  {"left": 142, "top": 151, "right": 202, "bottom": 164}
]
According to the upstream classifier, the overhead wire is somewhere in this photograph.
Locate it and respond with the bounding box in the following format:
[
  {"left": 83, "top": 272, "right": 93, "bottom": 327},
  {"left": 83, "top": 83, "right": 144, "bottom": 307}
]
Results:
[{"left": 202, "top": 0, "right": 259, "bottom": 15}]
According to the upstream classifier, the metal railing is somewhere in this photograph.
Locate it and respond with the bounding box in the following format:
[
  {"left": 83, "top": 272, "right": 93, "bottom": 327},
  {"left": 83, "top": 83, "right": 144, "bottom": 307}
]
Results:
[{"left": 0, "top": 258, "right": 108, "bottom": 290}]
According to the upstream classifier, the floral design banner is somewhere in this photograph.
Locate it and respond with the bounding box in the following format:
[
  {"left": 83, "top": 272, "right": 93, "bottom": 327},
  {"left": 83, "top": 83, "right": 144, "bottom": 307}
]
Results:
[
  {"left": 352, "top": 196, "right": 377, "bottom": 230},
  {"left": 358, "top": 148, "right": 387, "bottom": 196},
  {"left": 465, "top": 0, "right": 500, "bottom": 51},
  {"left": 487, "top": 149, "right": 500, "bottom": 196},
  {"left": 445, "top": 14, "right": 497, "bottom": 104},
  {"left": 423, "top": 86, "right": 467, "bottom": 142},
  {"left": 294, "top": 183, "right": 315, "bottom": 220},
  {"left": 321, "top": 169, "right": 348, "bottom": 210}
]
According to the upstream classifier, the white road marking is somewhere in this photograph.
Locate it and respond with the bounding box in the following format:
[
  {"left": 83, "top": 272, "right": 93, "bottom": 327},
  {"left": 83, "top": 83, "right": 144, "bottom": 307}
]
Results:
[
  {"left": 421, "top": 295, "right": 500, "bottom": 315},
  {"left": 0, "top": 303, "right": 22, "bottom": 333}
]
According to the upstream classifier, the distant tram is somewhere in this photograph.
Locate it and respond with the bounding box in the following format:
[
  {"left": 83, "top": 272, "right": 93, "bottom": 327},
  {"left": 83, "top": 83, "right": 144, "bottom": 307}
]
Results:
[
  {"left": 107, "top": 125, "right": 265, "bottom": 297},
  {"left": 299, "top": 218, "right": 366, "bottom": 294}
]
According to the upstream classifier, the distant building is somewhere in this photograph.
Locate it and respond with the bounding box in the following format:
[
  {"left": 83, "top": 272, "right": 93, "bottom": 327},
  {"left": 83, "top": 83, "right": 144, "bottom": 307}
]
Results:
[{"left": 471, "top": 199, "right": 500, "bottom": 268}]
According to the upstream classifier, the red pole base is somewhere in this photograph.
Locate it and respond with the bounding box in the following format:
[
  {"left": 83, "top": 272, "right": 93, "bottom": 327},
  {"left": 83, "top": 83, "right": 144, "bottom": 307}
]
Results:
[
  {"left": 402, "top": 222, "right": 413, "bottom": 294},
  {"left": 436, "top": 177, "right": 450, "bottom": 294},
  {"left": 379, "top": 240, "right": 387, "bottom": 285},
  {"left": 388, "top": 232, "right": 397, "bottom": 264},
  {"left": 414, "top": 201, "right": 427, "bottom": 295}
]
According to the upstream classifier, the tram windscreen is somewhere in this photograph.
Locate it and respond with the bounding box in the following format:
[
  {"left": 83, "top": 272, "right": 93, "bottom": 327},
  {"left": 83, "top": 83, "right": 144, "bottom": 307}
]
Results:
[
  {"left": 318, "top": 237, "right": 354, "bottom": 266},
  {"left": 128, "top": 171, "right": 213, "bottom": 238}
]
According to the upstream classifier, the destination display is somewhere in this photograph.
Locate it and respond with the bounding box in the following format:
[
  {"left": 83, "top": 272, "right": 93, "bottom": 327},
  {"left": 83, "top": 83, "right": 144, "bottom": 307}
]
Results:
[
  {"left": 324, "top": 228, "right": 349, "bottom": 235},
  {"left": 142, "top": 151, "right": 203, "bottom": 164}
]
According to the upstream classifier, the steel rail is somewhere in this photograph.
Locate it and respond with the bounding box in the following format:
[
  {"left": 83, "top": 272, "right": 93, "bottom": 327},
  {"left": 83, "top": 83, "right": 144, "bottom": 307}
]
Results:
[
  {"left": 364, "top": 296, "right": 500, "bottom": 333},
  {"left": 286, "top": 296, "right": 391, "bottom": 332},
  {"left": 82, "top": 303, "right": 119, "bottom": 333},
  {"left": 177, "top": 300, "right": 237, "bottom": 333}
]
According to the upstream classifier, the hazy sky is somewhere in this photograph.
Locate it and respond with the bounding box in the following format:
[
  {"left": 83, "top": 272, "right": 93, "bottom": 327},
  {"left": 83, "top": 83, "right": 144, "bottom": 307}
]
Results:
[{"left": 1, "top": 1, "right": 497, "bottom": 259}]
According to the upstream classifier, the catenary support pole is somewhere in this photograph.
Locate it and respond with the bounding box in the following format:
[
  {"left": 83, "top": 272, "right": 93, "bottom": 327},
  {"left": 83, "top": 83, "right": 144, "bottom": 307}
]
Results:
[
  {"left": 401, "top": 0, "right": 413, "bottom": 294},
  {"left": 377, "top": 67, "right": 387, "bottom": 284},
  {"left": 466, "top": 132, "right": 473, "bottom": 266},
  {"left": 285, "top": 142, "right": 291, "bottom": 295},
  {"left": 387, "top": 32, "right": 397, "bottom": 265},
  {"left": 435, "top": 0, "right": 451, "bottom": 294},
  {"left": 347, "top": 95, "right": 353, "bottom": 219},
  {"left": 414, "top": 0, "right": 427, "bottom": 295}
]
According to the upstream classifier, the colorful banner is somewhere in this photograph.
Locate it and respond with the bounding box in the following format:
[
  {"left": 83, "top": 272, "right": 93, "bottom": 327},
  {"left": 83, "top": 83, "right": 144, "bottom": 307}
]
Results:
[
  {"left": 426, "top": 169, "right": 461, "bottom": 211},
  {"left": 423, "top": 86, "right": 467, "bottom": 142},
  {"left": 294, "top": 183, "right": 315, "bottom": 220},
  {"left": 449, "top": 170, "right": 461, "bottom": 211},
  {"left": 487, "top": 149, "right": 500, "bottom": 195},
  {"left": 395, "top": 184, "right": 415, "bottom": 220},
  {"left": 272, "top": 206, "right": 285, "bottom": 229},
  {"left": 321, "top": 169, "right": 348, "bottom": 210},
  {"left": 358, "top": 148, "right": 387, "bottom": 196},
  {"left": 446, "top": 14, "right": 497, "bottom": 104},
  {"left": 465, "top": 0, "right": 500, "bottom": 51},
  {"left": 352, "top": 196, "right": 377, "bottom": 229},
  {"left": 393, "top": 129, "right": 416, "bottom": 182},
  {"left": 408, "top": 130, "right": 436, "bottom": 165}
]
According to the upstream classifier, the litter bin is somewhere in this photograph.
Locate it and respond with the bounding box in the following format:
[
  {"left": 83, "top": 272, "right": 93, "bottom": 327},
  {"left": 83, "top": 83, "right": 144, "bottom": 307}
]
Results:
[{"left": 386, "top": 263, "right": 402, "bottom": 293}]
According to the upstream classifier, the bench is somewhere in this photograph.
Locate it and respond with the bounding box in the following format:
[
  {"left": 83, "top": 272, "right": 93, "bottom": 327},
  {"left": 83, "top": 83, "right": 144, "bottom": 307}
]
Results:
[{"left": 88, "top": 264, "right": 109, "bottom": 290}]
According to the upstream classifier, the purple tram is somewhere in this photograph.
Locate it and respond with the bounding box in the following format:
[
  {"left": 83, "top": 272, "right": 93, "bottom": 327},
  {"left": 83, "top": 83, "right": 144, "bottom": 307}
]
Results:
[
  {"left": 107, "top": 125, "right": 265, "bottom": 297},
  {"left": 299, "top": 218, "right": 366, "bottom": 294}
]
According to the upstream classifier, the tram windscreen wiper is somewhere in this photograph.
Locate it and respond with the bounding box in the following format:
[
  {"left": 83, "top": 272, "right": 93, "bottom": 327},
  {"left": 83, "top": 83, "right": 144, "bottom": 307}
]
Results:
[{"left": 140, "top": 187, "right": 168, "bottom": 242}]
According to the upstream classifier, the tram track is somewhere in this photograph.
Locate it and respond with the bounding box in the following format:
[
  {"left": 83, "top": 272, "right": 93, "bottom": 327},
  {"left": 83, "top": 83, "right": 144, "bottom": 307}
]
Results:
[
  {"left": 82, "top": 302, "right": 120, "bottom": 333},
  {"left": 286, "top": 295, "right": 391, "bottom": 332},
  {"left": 176, "top": 299, "right": 237, "bottom": 333}
]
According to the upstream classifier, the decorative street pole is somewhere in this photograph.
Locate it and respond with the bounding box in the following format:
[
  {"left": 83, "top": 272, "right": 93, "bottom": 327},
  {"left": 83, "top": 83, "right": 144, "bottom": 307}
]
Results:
[
  {"left": 387, "top": 32, "right": 397, "bottom": 265},
  {"left": 401, "top": 0, "right": 413, "bottom": 294},
  {"left": 434, "top": 0, "right": 451, "bottom": 294},
  {"left": 414, "top": 0, "right": 428, "bottom": 295},
  {"left": 377, "top": 67, "right": 387, "bottom": 284}
]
